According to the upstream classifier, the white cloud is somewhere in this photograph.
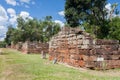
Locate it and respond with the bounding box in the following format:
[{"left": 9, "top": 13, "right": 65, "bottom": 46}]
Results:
[
  {"left": 20, "top": 0, "right": 30, "bottom": 4},
  {"left": 105, "top": 3, "right": 120, "bottom": 19},
  {"left": 9, "top": 16, "right": 17, "bottom": 25},
  {"left": 0, "top": 6, "right": 33, "bottom": 40},
  {"left": 54, "top": 20, "right": 64, "bottom": 27},
  {"left": 0, "top": 5, "right": 8, "bottom": 41},
  {"left": 7, "top": 8, "right": 32, "bottom": 25},
  {"left": 5, "top": 0, "right": 17, "bottom": 6},
  {"left": 58, "top": 11, "right": 65, "bottom": 16},
  {"left": 5, "top": 0, "right": 34, "bottom": 8},
  {"left": 0, "top": 26, "right": 7, "bottom": 31},
  {"left": 0, "top": 26, "right": 7, "bottom": 41},
  {"left": 7, "top": 9, "right": 32, "bottom": 25},
  {"left": 0, "top": 37, "right": 5, "bottom": 41},
  {"left": 20, "top": 11, "right": 29, "bottom": 18},
  {"left": 7, "top": 8, "right": 17, "bottom": 25},
  {"left": 0, "top": 5, "right": 8, "bottom": 26},
  {"left": 0, "top": 6, "right": 33, "bottom": 41},
  {"left": 20, "top": 11, "right": 33, "bottom": 19},
  {"left": 105, "top": 3, "right": 112, "bottom": 11},
  {"left": 7, "top": 8, "right": 16, "bottom": 17}
]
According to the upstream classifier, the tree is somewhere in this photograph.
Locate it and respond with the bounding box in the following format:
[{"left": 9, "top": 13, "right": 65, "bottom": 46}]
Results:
[
  {"left": 5, "top": 25, "right": 15, "bottom": 45},
  {"left": 108, "top": 17, "right": 120, "bottom": 41},
  {"left": 0, "top": 41, "right": 6, "bottom": 48},
  {"left": 41, "top": 16, "right": 61, "bottom": 42},
  {"left": 65, "top": 0, "right": 110, "bottom": 38},
  {"left": 17, "top": 16, "right": 26, "bottom": 30},
  {"left": 5, "top": 16, "right": 61, "bottom": 44},
  {"left": 23, "top": 18, "right": 43, "bottom": 42}
]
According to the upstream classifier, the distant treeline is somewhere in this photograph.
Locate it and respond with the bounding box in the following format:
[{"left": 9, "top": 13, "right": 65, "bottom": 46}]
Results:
[
  {"left": 0, "top": 41, "right": 6, "bottom": 48},
  {"left": 5, "top": 16, "right": 61, "bottom": 45}
]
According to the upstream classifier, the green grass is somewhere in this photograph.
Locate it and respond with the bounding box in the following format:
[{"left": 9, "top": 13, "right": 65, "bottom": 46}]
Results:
[{"left": 0, "top": 48, "right": 120, "bottom": 80}]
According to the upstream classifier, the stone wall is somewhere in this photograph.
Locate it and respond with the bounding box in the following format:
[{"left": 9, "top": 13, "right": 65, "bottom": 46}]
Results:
[
  {"left": 49, "top": 27, "right": 120, "bottom": 70},
  {"left": 11, "top": 41, "right": 49, "bottom": 54},
  {"left": 22, "top": 41, "right": 49, "bottom": 54}
]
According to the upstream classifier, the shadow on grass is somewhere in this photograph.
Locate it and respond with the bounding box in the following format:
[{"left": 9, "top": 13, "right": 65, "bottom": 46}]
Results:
[{"left": 0, "top": 52, "right": 10, "bottom": 55}]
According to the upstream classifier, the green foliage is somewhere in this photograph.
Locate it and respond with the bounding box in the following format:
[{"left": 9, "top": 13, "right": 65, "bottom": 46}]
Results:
[
  {"left": 0, "top": 41, "right": 6, "bottom": 48},
  {"left": 5, "top": 16, "right": 61, "bottom": 45},
  {"left": 108, "top": 17, "right": 120, "bottom": 41},
  {"left": 83, "top": 21, "right": 109, "bottom": 39},
  {"left": 41, "top": 16, "right": 61, "bottom": 42},
  {"left": 65, "top": 0, "right": 120, "bottom": 39},
  {"left": 65, "top": 0, "right": 107, "bottom": 27},
  {"left": 5, "top": 25, "right": 15, "bottom": 45}
]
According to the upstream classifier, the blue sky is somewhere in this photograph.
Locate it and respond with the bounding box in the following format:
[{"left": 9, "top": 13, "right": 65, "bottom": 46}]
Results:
[
  {"left": 0, "top": 0, "right": 65, "bottom": 22},
  {"left": 0, "top": 0, "right": 120, "bottom": 41}
]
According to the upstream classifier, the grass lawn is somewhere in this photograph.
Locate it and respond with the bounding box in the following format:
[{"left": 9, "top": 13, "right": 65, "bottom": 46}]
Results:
[{"left": 0, "top": 48, "right": 120, "bottom": 80}]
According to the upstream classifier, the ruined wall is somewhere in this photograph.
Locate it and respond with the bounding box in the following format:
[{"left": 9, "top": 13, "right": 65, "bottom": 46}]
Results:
[
  {"left": 49, "top": 27, "right": 120, "bottom": 69},
  {"left": 11, "top": 42, "right": 22, "bottom": 51},
  {"left": 11, "top": 41, "right": 49, "bottom": 54},
  {"left": 22, "top": 41, "right": 49, "bottom": 54}
]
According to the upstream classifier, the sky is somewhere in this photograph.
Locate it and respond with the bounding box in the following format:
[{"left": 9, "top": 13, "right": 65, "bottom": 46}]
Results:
[{"left": 0, "top": 0, "right": 120, "bottom": 41}]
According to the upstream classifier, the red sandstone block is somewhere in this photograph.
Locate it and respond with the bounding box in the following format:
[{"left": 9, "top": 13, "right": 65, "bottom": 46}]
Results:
[
  {"left": 78, "top": 60, "right": 85, "bottom": 67},
  {"left": 69, "top": 49, "right": 77, "bottom": 54},
  {"left": 79, "top": 49, "right": 90, "bottom": 54},
  {"left": 89, "top": 56, "right": 97, "bottom": 61},
  {"left": 78, "top": 55, "right": 89, "bottom": 61},
  {"left": 85, "top": 61, "right": 95, "bottom": 68},
  {"left": 105, "top": 60, "right": 120, "bottom": 68}
]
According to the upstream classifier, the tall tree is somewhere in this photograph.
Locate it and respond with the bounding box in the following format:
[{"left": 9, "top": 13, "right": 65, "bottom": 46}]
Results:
[{"left": 65, "top": 0, "right": 110, "bottom": 38}]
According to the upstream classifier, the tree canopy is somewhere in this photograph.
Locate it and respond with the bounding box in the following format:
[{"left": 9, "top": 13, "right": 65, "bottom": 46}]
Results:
[
  {"left": 65, "top": 0, "right": 107, "bottom": 27},
  {"left": 65, "top": 0, "right": 120, "bottom": 40},
  {"left": 5, "top": 16, "right": 61, "bottom": 45}
]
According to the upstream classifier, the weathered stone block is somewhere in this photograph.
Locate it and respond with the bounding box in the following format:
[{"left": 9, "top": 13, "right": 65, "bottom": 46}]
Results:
[
  {"left": 77, "top": 35, "right": 84, "bottom": 39},
  {"left": 77, "top": 40, "right": 83, "bottom": 45},
  {"left": 81, "top": 45, "right": 90, "bottom": 49}
]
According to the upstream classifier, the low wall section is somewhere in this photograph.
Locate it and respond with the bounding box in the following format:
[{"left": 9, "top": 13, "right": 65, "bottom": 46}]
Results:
[{"left": 11, "top": 41, "right": 49, "bottom": 54}]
